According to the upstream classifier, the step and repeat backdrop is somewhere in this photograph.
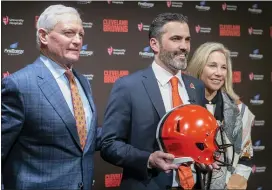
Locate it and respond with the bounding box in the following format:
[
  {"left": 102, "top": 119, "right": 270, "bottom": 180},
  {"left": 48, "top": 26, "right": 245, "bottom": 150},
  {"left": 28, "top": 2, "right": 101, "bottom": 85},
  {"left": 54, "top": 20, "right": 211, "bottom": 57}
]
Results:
[{"left": 2, "top": 1, "right": 272, "bottom": 189}]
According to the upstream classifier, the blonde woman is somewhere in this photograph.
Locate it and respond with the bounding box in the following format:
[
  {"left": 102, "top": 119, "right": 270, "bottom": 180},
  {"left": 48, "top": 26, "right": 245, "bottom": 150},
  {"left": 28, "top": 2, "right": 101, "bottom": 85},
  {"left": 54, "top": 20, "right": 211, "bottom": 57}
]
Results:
[{"left": 187, "top": 42, "right": 254, "bottom": 189}]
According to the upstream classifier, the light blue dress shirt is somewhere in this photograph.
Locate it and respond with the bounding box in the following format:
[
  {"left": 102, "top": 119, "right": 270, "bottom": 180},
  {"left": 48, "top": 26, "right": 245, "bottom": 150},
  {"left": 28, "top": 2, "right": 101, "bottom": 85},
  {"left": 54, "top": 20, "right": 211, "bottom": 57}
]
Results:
[{"left": 41, "top": 55, "right": 93, "bottom": 134}]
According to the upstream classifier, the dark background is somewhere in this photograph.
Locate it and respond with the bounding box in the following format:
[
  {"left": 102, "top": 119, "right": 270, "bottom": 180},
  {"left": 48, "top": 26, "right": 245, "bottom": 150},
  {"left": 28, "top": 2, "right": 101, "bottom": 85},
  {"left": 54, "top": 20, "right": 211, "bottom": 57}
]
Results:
[{"left": 2, "top": 1, "right": 271, "bottom": 189}]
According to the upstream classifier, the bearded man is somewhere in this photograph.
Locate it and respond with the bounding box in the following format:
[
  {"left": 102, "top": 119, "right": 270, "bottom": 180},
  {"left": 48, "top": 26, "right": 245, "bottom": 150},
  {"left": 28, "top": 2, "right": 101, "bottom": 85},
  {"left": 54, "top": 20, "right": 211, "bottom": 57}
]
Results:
[{"left": 100, "top": 13, "right": 214, "bottom": 190}]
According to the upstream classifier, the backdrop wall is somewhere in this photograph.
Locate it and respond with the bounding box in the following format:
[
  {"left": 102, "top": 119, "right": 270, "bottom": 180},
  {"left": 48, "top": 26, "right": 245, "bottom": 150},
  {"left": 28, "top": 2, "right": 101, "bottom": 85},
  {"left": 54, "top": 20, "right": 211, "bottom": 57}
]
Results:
[{"left": 2, "top": 1, "right": 272, "bottom": 189}]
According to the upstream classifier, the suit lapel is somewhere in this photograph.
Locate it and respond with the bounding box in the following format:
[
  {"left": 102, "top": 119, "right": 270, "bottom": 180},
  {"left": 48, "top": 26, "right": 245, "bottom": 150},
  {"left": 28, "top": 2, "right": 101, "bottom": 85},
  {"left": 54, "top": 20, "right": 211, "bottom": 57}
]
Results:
[
  {"left": 142, "top": 66, "right": 166, "bottom": 118},
  {"left": 182, "top": 74, "right": 198, "bottom": 104},
  {"left": 73, "top": 70, "right": 97, "bottom": 152},
  {"left": 35, "top": 61, "right": 82, "bottom": 150}
]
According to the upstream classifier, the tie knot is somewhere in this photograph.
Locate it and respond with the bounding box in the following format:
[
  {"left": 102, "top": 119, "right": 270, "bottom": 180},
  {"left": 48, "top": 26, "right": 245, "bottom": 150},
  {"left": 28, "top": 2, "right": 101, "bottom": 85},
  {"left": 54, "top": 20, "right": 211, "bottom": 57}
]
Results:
[
  {"left": 170, "top": 76, "right": 179, "bottom": 87},
  {"left": 65, "top": 70, "right": 74, "bottom": 81}
]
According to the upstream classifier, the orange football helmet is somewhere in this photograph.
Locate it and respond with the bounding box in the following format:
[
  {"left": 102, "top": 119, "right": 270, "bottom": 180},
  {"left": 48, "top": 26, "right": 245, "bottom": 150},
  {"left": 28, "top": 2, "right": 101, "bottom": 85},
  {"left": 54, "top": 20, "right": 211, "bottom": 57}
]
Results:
[{"left": 156, "top": 104, "right": 234, "bottom": 166}]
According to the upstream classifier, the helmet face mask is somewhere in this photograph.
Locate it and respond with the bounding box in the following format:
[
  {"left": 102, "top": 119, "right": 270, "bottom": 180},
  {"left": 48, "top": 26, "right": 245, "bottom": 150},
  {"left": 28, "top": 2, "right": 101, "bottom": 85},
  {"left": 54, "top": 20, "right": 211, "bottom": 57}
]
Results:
[
  {"left": 156, "top": 104, "right": 234, "bottom": 167},
  {"left": 213, "top": 126, "right": 235, "bottom": 167}
]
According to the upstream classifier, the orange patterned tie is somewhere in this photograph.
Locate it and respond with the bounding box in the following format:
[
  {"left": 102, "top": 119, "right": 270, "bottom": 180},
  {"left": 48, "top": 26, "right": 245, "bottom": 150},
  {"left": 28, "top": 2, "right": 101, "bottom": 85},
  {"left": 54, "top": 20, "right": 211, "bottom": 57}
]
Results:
[
  {"left": 170, "top": 76, "right": 194, "bottom": 189},
  {"left": 65, "top": 70, "right": 87, "bottom": 150}
]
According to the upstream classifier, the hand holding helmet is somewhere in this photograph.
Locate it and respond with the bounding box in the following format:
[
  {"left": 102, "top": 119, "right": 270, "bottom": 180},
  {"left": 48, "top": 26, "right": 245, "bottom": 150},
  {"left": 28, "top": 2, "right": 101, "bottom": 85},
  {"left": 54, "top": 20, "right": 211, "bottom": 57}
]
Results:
[
  {"left": 147, "top": 151, "right": 178, "bottom": 173},
  {"left": 156, "top": 104, "right": 233, "bottom": 168}
]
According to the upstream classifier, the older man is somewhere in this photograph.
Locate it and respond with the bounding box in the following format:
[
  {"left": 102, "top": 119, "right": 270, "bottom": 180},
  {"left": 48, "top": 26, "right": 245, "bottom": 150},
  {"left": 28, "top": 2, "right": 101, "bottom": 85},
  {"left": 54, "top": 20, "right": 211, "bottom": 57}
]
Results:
[{"left": 2, "top": 4, "right": 100, "bottom": 190}]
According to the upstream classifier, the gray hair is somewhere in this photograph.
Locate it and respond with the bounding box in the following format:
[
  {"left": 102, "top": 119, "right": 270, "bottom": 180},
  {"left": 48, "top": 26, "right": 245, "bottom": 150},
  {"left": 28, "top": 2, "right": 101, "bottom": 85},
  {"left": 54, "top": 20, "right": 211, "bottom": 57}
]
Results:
[
  {"left": 36, "top": 4, "right": 81, "bottom": 50},
  {"left": 187, "top": 42, "right": 239, "bottom": 101}
]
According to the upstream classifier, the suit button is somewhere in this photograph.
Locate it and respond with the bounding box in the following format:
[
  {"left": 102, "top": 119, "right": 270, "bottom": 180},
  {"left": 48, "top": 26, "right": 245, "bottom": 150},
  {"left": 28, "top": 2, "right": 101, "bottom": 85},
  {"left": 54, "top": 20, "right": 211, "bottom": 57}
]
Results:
[{"left": 78, "top": 182, "right": 84, "bottom": 189}]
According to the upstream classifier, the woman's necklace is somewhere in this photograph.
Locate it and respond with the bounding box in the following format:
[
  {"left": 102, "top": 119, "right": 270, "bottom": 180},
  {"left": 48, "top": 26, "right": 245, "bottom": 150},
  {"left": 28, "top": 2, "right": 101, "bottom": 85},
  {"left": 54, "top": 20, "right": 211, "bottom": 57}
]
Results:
[{"left": 206, "top": 100, "right": 216, "bottom": 115}]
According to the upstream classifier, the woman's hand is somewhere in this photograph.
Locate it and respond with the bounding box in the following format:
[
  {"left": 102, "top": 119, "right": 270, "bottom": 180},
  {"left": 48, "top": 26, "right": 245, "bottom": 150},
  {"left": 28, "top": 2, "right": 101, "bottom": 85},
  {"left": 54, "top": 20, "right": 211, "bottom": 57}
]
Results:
[{"left": 226, "top": 174, "right": 247, "bottom": 189}]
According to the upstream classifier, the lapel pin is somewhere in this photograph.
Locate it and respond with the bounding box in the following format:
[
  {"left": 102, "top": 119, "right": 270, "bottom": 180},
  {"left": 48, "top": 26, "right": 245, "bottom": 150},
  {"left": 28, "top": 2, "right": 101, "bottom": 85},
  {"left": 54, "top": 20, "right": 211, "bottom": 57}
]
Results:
[{"left": 190, "top": 83, "right": 195, "bottom": 89}]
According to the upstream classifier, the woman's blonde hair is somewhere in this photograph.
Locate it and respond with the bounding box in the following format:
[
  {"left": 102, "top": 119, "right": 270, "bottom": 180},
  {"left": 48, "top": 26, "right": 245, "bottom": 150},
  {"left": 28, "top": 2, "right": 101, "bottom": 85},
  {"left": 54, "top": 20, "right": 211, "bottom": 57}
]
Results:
[{"left": 187, "top": 42, "right": 239, "bottom": 100}]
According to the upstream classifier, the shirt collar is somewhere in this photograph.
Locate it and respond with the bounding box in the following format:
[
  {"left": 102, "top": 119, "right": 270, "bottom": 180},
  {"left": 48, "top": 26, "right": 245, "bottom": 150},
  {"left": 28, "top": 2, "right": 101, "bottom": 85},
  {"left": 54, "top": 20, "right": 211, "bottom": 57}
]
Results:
[
  {"left": 151, "top": 60, "right": 183, "bottom": 86},
  {"left": 40, "top": 54, "right": 71, "bottom": 79},
  {"left": 205, "top": 90, "right": 222, "bottom": 105}
]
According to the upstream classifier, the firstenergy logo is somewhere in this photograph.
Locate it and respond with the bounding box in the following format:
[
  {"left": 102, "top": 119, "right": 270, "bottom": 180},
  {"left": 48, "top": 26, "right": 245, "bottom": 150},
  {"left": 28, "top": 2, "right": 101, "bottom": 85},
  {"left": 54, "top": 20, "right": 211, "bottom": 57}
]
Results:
[
  {"left": 80, "top": 44, "right": 93, "bottom": 57},
  {"left": 77, "top": 0, "right": 92, "bottom": 4},
  {"left": 250, "top": 94, "right": 264, "bottom": 105},
  {"left": 249, "top": 49, "right": 263, "bottom": 60},
  {"left": 139, "top": 46, "right": 154, "bottom": 58},
  {"left": 4, "top": 42, "right": 24, "bottom": 56},
  {"left": 253, "top": 140, "right": 265, "bottom": 151},
  {"left": 195, "top": 1, "right": 210, "bottom": 11},
  {"left": 248, "top": 4, "right": 262, "bottom": 14},
  {"left": 138, "top": 1, "right": 154, "bottom": 8}
]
